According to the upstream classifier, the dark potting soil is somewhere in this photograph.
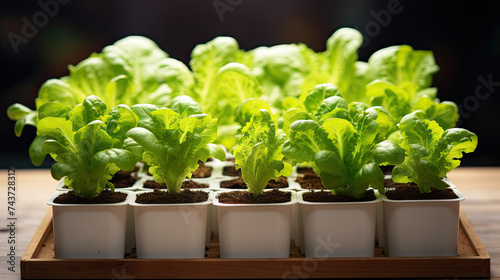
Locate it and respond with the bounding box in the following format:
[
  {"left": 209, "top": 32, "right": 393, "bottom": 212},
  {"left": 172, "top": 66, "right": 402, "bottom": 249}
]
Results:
[
  {"left": 226, "top": 158, "right": 235, "bottom": 162},
  {"left": 182, "top": 180, "right": 209, "bottom": 189},
  {"left": 384, "top": 178, "right": 450, "bottom": 190},
  {"left": 110, "top": 170, "right": 139, "bottom": 188},
  {"left": 297, "top": 166, "right": 315, "bottom": 175},
  {"left": 222, "top": 165, "right": 241, "bottom": 177},
  {"left": 220, "top": 177, "right": 246, "bottom": 189},
  {"left": 135, "top": 189, "right": 209, "bottom": 204},
  {"left": 220, "top": 177, "right": 288, "bottom": 189},
  {"left": 295, "top": 174, "right": 326, "bottom": 189},
  {"left": 53, "top": 190, "right": 127, "bottom": 204},
  {"left": 303, "top": 189, "right": 376, "bottom": 202},
  {"left": 385, "top": 185, "right": 458, "bottom": 200},
  {"left": 192, "top": 161, "right": 212, "bottom": 178},
  {"left": 267, "top": 176, "right": 289, "bottom": 188},
  {"left": 384, "top": 178, "right": 415, "bottom": 189},
  {"left": 143, "top": 180, "right": 209, "bottom": 189},
  {"left": 217, "top": 189, "right": 291, "bottom": 204},
  {"left": 61, "top": 168, "right": 139, "bottom": 190},
  {"left": 379, "top": 165, "right": 394, "bottom": 175}
]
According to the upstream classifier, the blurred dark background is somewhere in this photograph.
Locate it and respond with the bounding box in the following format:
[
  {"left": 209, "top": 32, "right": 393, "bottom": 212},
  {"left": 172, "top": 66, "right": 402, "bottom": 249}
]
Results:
[{"left": 1, "top": 0, "right": 499, "bottom": 168}]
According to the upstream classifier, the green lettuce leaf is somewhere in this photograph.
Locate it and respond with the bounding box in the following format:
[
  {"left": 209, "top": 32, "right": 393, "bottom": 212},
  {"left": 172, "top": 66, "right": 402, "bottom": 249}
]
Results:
[
  {"left": 37, "top": 95, "right": 139, "bottom": 199},
  {"left": 126, "top": 100, "right": 225, "bottom": 194},
  {"left": 190, "top": 36, "right": 245, "bottom": 102},
  {"left": 282, "top": 97, "right": 404, "bottom": 198},
  {"left": 232, "top": 109, "right": 292, "bottom": 196},
  {"left": 301, "top": 28, "right": 364, "bottom": 102},
  {"left": 392, "top": 111, "right": 477, "bottom": 193}
]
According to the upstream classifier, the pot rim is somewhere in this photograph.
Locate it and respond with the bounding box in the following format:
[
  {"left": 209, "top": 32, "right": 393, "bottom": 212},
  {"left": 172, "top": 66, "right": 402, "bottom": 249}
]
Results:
[
  {"left": 382, "top": 188, "right": 465, "bottom": 203},
  {"left": 129, "top": 189, "right": 212, "bottom": 207},
  {"left": 296, "top": 189, "right": 381, "bottom": 206},
  {"left": 212, "top": 189, "right": 297, "bottom": 207},
  {"left": 47, "top": 190, "right": 134, "bottom": 207}
]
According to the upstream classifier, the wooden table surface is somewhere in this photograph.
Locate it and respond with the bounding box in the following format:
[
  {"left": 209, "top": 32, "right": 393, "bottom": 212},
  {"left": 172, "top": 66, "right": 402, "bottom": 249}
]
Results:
[{"left": 1, "top": 167, "right": 499, "bottom": 280}]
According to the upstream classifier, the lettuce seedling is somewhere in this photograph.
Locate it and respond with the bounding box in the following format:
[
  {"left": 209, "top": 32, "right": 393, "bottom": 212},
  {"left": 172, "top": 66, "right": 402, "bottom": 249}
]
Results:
[
  {"left": 126, "top": 99, "right": 226, "bottom": 194},
  {"left": 37, "top": 96, "right": 141, "bottom": 199},
  {"left": 231, "top": 109, "right": 292, "bottom": 197},
  {"left": 365, "top": 45, "right": 459, "bottom": 137},
  {"left": 300, "top": 28, "right": 365, "bottom": 102},
  {"left": 281, "top": 83, "right": 343, "bottom": 136},
  {"left": 7, "top": 36, "right": 173, "bottom": 166},
  {"left": 392, "top": 111, "right": 478, "bottom": 193},
  {"left": 282, "top": 98, "right": 404, "bottom": 198}
]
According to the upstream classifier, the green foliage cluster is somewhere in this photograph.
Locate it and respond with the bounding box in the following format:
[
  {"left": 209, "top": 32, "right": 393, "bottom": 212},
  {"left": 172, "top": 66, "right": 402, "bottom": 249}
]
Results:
[{"left": 7, "top": 28, "right": 477, "bottom": 198}]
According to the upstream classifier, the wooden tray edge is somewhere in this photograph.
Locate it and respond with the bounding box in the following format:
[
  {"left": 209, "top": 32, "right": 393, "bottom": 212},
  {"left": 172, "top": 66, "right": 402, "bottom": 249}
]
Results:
[
  {"left": 459, "top": 211, "right": 491, "bottom": 259},
  {"left": 22, "top": 209, "right": 52, "bottom": 260},
  {"left": 21, "top": 209, "right": 491, "bottom": 279}
]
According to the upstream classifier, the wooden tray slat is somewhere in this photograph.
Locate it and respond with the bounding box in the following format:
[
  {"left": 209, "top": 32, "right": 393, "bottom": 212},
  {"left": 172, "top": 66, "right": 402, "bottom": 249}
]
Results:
[{"left": 21, "top": 210, "right": 490, "bottom": 279}]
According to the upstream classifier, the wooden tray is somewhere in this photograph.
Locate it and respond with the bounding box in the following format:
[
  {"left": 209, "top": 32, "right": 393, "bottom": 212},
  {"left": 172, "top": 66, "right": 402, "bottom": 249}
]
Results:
[{"left": 21, "top": 209, "right": 490, "bottom": 279}]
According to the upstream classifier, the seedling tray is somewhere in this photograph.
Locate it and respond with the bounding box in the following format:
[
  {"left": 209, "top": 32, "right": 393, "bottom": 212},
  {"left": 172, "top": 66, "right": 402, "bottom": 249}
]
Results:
[{"left": 21, "top": 209, "right": 490, "bottom": 279}]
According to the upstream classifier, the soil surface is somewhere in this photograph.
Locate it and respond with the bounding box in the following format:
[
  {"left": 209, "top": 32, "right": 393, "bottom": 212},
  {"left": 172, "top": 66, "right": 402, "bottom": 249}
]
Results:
[
  {"left": 110, "top": 170, "right": 139, "bottom": 188},
  {"left": 303, "top": 189, "right": 376, "bottom": 202},
  {"left": 143, "top": 180, "right": 208, "bottom": 189},
  {"left": 216, "top": 189, "right": 291, "bottom": 204},
  {"left": 61, "top": 168, "right": 139, "bottom": 189},
  {"left": 220, "top": 176, "right": 288, "bottom": 189},
  {"left": 385, "top": 185, "right": 458, "bottom": 200},
  {"left": 144, "top": 162, "right": 213, "bottom": 178},
  {"left": 220, "top": 177, "right": 246, "bottom": 189},
  {"left": 267, "top": 176, "right": 289, "bottom": 188},
  {"left": 297, "top": 166, "right": 315, "bottom": 175},
  {"left": 295, "top": 174, "right": 326, "bottom": 189},
  {"left": 192, "top": 162, "right": 212, "bottom": 178},
  {"left": 384, "top": 178, "right": 450, "bottom": 189},
  {"left": 222, "top": 165, "right": 241, "bottom": 177},
  {"left": 379, "top": 165, "right": 394, "bottom": 175},
  {"left": 135, "top": 189, "right": 209, "bottom": 204},
  {"left": 54, "top": 190, "right": 127, "bottom": 204}
]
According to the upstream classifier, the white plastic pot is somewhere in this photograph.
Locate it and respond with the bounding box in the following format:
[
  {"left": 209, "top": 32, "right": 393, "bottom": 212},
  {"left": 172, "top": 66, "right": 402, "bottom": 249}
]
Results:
[
  {"left": 47, "top": 190, "right": 133, "bottom": 259},
  {"left": 130, "top": 190, "right": 211, "bottom": 259},
  {"left": 213, "top": 190, "right": 296, "bottom": 258},
  {"left": 383, "top": 188, "right": 465, "bottom": 257},
  {"left": 298, "top": 191, "right": 379, "bottom": 258},
  {"left": 377, "top": 177, "right": 456, "bottom": 249}
]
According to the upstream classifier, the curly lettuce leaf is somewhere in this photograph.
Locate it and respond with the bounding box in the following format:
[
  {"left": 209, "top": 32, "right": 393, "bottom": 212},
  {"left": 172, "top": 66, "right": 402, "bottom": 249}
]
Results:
[
  {"left": 414, "top": 96, "right": 459, "bottom": 130},
  {"left": 234, "top": 98, "right": 272, "bottom": 127},
  {"left": 190, "top": 36, "right": 244, "bottom": 102},
  {"left": 367, "top": 45, "right": 439, "bottom": 92},
  {"left": 392, "top": 111, "right": 477, "bottom": 193},
  {"left": 126, "top": 101, "right": 225, "bottom": 194},
  {"left": 156, "top": 58, "right": 194, "bottom": 98},
  {"left": 301, "top": 28, "right": 364, "bottom": 102},
  {"left": 232, "top": 109, "right": 292, "bottom": 197},
  {"left": 366, "top": 79, "right": 458, "bottom": 135},
  {"left": 281, "top": 84, "right": 345, "bottom": 135},
  {"left": 282, "top": 97, "right": 404, "bottom": 198},
  {"left": 202, "top": 62, "right": 264, "bottom": 149},
  {"left": 37, "top": 96, "right": 139, "bottom": 199},
  {"left": 7, "top": 104, "right": 37, "bottom": 137},
  {"left": 251, "top": 44, "right": 309, "bottom": 107},
  {"left": 207, "top": 63, "right": 263, "bottom": 125},
  {"left": 102, "top": 36, "right": 170, "bottom": 104}
]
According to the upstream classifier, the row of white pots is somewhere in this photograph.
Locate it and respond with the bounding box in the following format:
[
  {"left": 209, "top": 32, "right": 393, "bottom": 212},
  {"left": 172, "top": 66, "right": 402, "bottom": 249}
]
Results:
[
  {"left": 48, "top": 184, "right": 464, "bottom": 259},
  {"left": 47, "top": 189, "right": 294, "bottom": 259}
]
